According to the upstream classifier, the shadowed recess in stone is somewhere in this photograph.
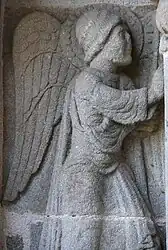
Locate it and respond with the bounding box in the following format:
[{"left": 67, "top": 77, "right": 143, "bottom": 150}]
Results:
[
  {"left": 6, "top": 235, "right": 24, "bottom": 250},
  {"left": 30, "top": 222, "right": 43, "bottom": 250}
]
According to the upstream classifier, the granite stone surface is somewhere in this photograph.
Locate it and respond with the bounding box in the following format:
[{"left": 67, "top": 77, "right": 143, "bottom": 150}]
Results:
[
  {"left": 156, "top": 2, "right": 168, "bottom": 248},
  {"left": 6, "top": 0, "right": 157, "bottom": 9},
  {"left": 0, "top": 1, "right": 6, "bottom": 249},
  {"left": 3, "top": 1, "right": 165, "bottom": 249},
  {"left": 6, "top": 235, "right": 24, "bottom": 250}
]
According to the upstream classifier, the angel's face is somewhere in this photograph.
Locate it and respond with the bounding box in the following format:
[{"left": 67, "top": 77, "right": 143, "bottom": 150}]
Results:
[{"left": 98, "top": 25, "right": 132, "bottom": 66}]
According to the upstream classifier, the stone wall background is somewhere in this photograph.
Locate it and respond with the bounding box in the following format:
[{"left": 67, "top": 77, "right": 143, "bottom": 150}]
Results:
[
  {"left": 6, "top": 0, "right": 158, "bottom": 9},
  {"left": 3, "top": 1, "right": 165, "bottom": 249},
  {"left": 1, "top": 0, "right": 6, "bottom": 249}
]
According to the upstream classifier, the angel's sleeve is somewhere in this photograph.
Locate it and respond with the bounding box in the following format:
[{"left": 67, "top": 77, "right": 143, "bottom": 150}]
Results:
[{"left": 92, "top": 83, "right": 148, "bottom": 125}]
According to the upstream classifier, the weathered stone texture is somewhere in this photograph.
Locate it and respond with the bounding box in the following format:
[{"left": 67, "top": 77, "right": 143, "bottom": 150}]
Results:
[
  {"left": 0, "top": 0, "right": 6, "bottom": 249},
  {"left": 3, "top": 1, "right": 165, "bottom": 249},
  {"left": 156, "top": 2, "right": 168, "bottom": 249},
  {"left": 6, "top": 235, "right": 24, "bottom": 250},
  {"left": 6, "top": 0, "right": 157, "bottom": 9}
]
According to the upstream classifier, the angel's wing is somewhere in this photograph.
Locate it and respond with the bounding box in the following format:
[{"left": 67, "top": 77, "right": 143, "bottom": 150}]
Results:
[{"left": 4, "top": 12, "right": 83, "bottom": 201}]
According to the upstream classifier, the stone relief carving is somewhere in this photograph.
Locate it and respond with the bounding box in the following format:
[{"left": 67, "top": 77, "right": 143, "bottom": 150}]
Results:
[{"left": 3, "top": 5, "right": 164, "bottom": 250}]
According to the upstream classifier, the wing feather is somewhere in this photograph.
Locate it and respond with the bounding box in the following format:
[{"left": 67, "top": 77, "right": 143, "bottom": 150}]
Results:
[
  {"left": 33, "top": 54, "right": 44, "bottom": 97},
  {"left": 5, "top": 54, "right": 77, "bottom": 200},
  {"left": 40, "top": 53, "right": 53, "bottom": 90},
  {"left": 24, "top": 61, "right": 34, "bottom": 113}
]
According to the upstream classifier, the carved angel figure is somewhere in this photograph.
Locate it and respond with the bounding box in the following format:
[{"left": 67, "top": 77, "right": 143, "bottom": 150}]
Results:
[{"left": 5, "top": 8, "right": 163, "bottom": 250}]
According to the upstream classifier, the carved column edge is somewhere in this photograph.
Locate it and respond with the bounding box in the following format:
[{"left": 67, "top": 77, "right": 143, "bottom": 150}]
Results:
[
  {"left": 0, "top": 0, "right": 5, "bottom": 200},
  {"left": 156, "top": 1, "right": 168, "bottom": 248},
  {"left": 0, "top": 0, "right": 6, "bottom": 249}
]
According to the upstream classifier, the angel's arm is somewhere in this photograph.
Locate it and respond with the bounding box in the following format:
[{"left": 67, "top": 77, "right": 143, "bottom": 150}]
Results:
[{"left": 91, "top": 82, "right": 148, "bottom": 125}]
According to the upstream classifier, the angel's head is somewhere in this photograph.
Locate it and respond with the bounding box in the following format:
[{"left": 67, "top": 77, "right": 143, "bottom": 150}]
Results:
[{"left": 76, "top": 10, "right": 132, "bottom": 67}]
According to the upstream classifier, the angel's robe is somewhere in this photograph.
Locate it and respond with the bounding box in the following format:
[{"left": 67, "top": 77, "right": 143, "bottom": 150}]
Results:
[
  {"left": 68, "top": 68, "right": 150, "bottom": 170},
  {"left": 58, "top": 67, "right": 159, "bottom": 250}
]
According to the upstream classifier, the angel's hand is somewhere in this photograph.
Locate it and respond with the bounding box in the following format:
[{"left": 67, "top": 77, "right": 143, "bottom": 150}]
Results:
[
  {"left": 148, "top": 65, "right": 164, "bottom": 106},
  {"left": 132, "top": 101, "right": 163, "bottom": 138}
]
